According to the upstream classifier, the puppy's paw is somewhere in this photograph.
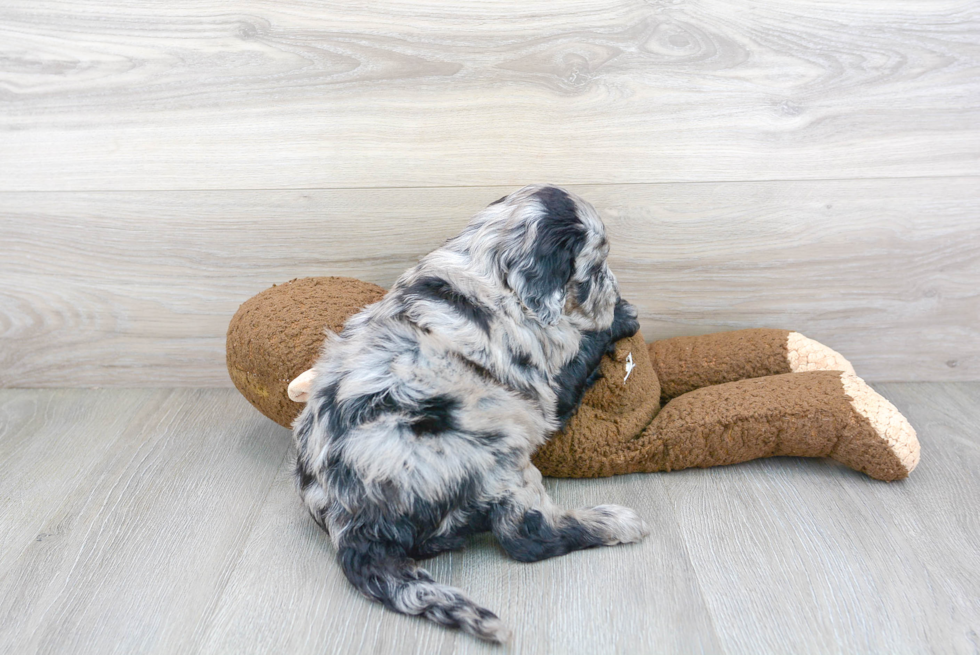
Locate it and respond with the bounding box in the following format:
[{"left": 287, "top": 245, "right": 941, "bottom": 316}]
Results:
[
  {"left": 576, "top": 504, "right": 649, "bottom": 545},
  {"left": 478, "top": 616, "right": 512, "bottom": 644},
  {"left": 610, "top": 299, "right": 640, "bottom": 342}
]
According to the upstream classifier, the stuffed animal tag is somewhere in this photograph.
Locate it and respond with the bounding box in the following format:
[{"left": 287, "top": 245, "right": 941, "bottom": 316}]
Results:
[{"left": 624, "top": 352, "right": 635, "bottom": 382}]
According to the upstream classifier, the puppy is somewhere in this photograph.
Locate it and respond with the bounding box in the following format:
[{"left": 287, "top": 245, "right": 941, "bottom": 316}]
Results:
[{"left": 291, "top": 185, "right": 647, "bottom": 642}]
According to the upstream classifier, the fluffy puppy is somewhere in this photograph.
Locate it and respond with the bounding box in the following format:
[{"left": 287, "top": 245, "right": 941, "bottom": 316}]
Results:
[{"left": 292, "top": 185, "right": 647, "bottom": 642}]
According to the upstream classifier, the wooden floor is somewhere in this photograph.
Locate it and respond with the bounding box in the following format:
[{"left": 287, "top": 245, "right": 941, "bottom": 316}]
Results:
[{"left": 1, "top": 383, "right": 977, "bottom": 654}]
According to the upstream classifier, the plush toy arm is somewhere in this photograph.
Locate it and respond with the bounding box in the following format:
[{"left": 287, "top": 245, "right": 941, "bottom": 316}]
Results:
[{"left": 648, "top": 329, "right": 855, "bottom": 402}]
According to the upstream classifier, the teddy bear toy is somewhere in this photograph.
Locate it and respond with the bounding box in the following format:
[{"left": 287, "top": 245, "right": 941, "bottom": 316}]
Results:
[{"left": 227, "top": 277, "right": 919, "bottom": 482}]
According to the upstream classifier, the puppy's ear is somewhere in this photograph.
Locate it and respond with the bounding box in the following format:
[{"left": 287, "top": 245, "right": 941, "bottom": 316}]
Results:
[{"left": 505, "top": 187, "right": 586, "bottom": 325}]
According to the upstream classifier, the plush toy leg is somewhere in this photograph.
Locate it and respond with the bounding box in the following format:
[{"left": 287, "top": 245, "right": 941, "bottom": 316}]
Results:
[
  {"left": 649, "top": 329, "right": 855, "bottom": 402},
  {"left": 582, "top": 371, "right": 918, "bottom": 482}
]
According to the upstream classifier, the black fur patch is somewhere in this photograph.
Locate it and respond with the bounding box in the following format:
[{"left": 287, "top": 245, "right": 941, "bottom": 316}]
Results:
[
  {"left": 293, "top": 407, "right": 316, "bottom": 450},
  {"left": 409, "top": 533, "right": 469, "bottom": 559},
  {"left": 511, "top": 349, "right": 534, "bottom": 371},
  {"left": 295, "top": 457, "right": 316, "bottom": 490},
  {"left": 576, "top": 261, "right": 605, "bottom": 306},
  {"left": 403, "top": 276, "right": 493, "bottom": 335},
  {"left": 609, "top": 297, "right": 641, "bottom": 342},
  {"left": 314, "top": 381, "right": 339, "bottom": 423},
  {"left": 315, "top": 381, "right": 401, "bottom": 442},
  {"left": 343, "top": 388, "right": 401, "bottom": 428},
  {"left": 409, "top": 395, "right": 459, "bottom": 436},
  {"left": 337, "top": 539, "right": 418, "bottom": 608},
  {"left": 576, "top": 277, "right": 593, "bottom": 306},
  {"left": 534, "top": 186, "right": 579, "bottom": 224},
  {"left": 411, "top": 473, "right": 487, "bottom": 546},
  {"left": 325, "top": 451, "right": 367, "bottom": 502},
  {"left": 495, "top": 508, "right": 603, "bottom": 563},
  {"left": 552, "top": 329, "right": 614, "bottom": 425},
  {"left": 488, "top": 195, "right": 508, "bottom": 206},
  {"left": 515, "top": 187, "right": 587, "bottom": 319},
  {"left": 453, "top": 351, "right": 538, "bottom": 403},
  {"left": 335, "top": 472, "right": 488, "bottom": 564}
]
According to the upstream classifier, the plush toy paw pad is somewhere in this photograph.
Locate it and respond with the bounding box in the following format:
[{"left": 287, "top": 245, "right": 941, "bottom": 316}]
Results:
[
  {"left": 840, "top": 373, "right": 920, "bottom": 474},
  {"left": 787, "top": 332, "right": 856, "bottom": 375}
]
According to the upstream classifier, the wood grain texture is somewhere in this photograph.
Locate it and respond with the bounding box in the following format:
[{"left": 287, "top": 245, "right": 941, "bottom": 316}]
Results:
[
  {"left": 665, "top": 381, "right": 980, "bottom": 654},
  {"left": 1, "top": 385, "right": 977, "bottom": 654},
  {"left": 865, "top": 382, "right": 980, "bottom": 653},
  {"left": 195, "top": 452, "right": 723, "bottom": 655},
  {"left": 0, "top": 389, "right": 292, "bottom": 654},
  {"left": 0, "top": 389, "right": 161, "bottom": 578},
  {"left": 2, "top": 178, "right": 977, "bottom": 387},
  {"left": 1, "top": 1, "right": 978, "bottom": 190}
]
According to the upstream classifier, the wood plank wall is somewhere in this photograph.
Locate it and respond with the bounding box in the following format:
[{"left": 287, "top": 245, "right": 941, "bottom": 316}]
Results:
[{"left": 1, "top": 1, "right": 978, "bottom": 386}]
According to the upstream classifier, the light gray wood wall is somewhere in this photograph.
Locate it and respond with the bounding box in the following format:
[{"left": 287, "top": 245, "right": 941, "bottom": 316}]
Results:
[{"left": 1, "top": 1, "right": 978, "bottom": 386}]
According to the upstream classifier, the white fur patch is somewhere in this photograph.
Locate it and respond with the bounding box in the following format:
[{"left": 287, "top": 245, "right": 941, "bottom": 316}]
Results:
[{"left": 570, "top": 504, "right": 649, "bottom": 545}]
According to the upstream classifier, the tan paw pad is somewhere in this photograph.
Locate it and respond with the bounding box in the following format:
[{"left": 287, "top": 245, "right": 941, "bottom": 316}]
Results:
[
  {"left": 787, "top": 332, "right": 856, "bottom": 375},
  {"left": 840, "top": 373, "right": 920, "bottom": 474}
]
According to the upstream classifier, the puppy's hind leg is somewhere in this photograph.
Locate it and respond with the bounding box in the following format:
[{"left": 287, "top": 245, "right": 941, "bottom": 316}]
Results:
[{"left": 491, "top": 465, "right": 648, "bottom": 563}]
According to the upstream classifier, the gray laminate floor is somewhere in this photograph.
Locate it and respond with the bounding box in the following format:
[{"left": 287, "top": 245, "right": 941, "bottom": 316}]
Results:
[{"left": 1, "top": 384, "right": 977, "bottom": 654}]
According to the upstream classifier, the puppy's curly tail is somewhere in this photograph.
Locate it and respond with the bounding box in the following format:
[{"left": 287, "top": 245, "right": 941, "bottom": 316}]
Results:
[{"left": 338, "top": 541, "right": 509, "bottom": 643}]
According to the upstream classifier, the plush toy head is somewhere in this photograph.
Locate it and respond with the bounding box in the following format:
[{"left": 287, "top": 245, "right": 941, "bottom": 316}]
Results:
[
  {"left": 226, "top": 277, "right": 386, "bottom": 427},
  {"left": 228, "top": 277, "right": 919, "bottom": 482}
]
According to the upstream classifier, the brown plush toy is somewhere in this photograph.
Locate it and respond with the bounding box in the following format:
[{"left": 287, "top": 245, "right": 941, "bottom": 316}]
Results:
[{"left": 227, "top": 277, "right": 919, "bottom": 482}]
